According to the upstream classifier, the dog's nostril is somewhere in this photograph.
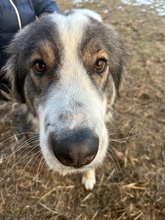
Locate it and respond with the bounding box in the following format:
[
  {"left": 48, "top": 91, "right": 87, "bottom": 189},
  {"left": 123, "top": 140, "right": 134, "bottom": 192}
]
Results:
[
  {"left": 84, "top": 155, "right": 95, "bottom": 166},
  {"left": 51, "top": 129, "right": 99, "bottom": 168},
  {"left": 59, "top": 157, "right": 74, "bottom": 167}
]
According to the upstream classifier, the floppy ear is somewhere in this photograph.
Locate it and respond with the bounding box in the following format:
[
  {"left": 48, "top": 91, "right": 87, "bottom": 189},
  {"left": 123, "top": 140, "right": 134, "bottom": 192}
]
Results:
[
  {"left": 4, "top": 25, "right": 31, "bottom": 103},
  {"left": 103, "top": 24, "right": 127, "bottom": 96}
]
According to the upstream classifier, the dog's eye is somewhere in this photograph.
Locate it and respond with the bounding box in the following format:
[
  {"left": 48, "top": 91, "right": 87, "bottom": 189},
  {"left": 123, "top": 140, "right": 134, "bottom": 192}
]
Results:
[
  {"left": 33, "top": 61, "right": 46, "bottom": 75},
  {"left": 94, "top": 58, "right": 107, "bottom": 73}
]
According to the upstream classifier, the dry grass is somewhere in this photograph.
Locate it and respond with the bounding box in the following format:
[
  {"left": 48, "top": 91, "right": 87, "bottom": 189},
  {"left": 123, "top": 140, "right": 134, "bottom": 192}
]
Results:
[{"left": 0, "top": 0, "right": 165, "bottom": 219}]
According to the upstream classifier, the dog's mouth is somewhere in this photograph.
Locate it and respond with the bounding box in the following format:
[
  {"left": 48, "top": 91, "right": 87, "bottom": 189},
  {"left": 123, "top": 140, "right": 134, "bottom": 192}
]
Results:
[{"left": 49, "top": 128, "right": 99, "bottom": 169}]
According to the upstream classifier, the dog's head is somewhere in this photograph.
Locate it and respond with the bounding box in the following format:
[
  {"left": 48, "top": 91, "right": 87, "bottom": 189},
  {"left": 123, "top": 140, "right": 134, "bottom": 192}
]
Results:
[{"left": 5, "top": 10, "right": 126, "bottom": 173}]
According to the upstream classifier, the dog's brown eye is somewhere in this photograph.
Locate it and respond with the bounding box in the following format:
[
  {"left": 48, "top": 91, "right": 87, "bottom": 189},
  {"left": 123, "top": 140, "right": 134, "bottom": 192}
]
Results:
[
  {"left": 33, "top": 61, "right": 46, "bottom": 75},
  {"left": 94, "top": 58, "right": 107, "bottom": 73}
]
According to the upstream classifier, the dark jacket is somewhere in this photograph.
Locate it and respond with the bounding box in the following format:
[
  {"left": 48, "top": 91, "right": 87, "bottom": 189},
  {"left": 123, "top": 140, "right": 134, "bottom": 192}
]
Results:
[{"left": 0, "top": 0, "right": 61, "bottom": 68}]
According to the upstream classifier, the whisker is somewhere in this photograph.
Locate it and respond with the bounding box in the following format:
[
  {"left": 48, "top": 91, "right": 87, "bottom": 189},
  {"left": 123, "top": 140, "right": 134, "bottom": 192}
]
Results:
[
  {"left": 44, "top": 168, "right": 51, "bottom": 180},
  {"left": 17, "top": 148, "right": 40, "bottom": 181},
  {"left": 28, "top": 150, "right": 42, "bottom": 173},
  {"left": 109, "top": 123, "right": 138, "bottom": 144},
  {"left": 107, "top": 122, "right": 125, "bottom": 136},
  {"left": 35, "top": 157, "right": 45, "bottom": 184},
  {"left": 1, "top": 131, "right": 34, "bottom": 145},
  {"left": 105, "top": 149, "right": 124, "bottom": 199},
  {"left": 3, "top": 134, "right": 39, "bottom": 162},
  {"left": 106, "top": 149, "right": 124, "bottom": 182},
  {"left": 1, "top": 143, "right": 39, "bottom": 181}
]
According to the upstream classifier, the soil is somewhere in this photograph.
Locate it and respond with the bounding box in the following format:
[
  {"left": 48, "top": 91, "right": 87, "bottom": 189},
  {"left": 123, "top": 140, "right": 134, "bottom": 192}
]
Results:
[{"left": 0, "top": 0, "right": 165, "bottom": 219}]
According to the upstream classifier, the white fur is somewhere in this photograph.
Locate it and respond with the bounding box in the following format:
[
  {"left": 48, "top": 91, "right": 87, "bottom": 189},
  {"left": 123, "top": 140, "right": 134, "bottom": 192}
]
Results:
[
  {"left": 65, "top": 9, "right": 102, "bottom": 22},
  {"left": 82, "top": 169, "right": 96, "bottom": 190}
]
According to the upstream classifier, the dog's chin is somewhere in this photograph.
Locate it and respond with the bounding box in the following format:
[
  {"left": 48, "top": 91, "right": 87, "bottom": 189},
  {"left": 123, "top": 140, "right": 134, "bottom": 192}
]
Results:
[{"left": 44, "top": 158, "right": 102, "bottom": 175}]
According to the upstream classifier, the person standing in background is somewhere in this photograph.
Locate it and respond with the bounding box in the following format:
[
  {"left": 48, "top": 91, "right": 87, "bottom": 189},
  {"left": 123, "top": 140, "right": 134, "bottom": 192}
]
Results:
[{"left": 0, "top": 0, "right": 61, "bottom": 101}]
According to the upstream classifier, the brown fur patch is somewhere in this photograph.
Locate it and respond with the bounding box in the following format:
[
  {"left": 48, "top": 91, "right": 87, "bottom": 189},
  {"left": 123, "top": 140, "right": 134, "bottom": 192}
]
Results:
[
  {"left": 29, "top": 40, "right": 57, "bottom": 88},
  {"left": 83, "top": 48, "right": 110, "bottom": 91}
]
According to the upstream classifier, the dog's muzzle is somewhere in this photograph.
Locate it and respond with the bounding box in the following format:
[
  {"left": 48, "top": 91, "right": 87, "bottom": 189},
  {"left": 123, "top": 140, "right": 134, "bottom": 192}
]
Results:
[{"left": 50, "top": 128, "right": 99, "bottom": 168}]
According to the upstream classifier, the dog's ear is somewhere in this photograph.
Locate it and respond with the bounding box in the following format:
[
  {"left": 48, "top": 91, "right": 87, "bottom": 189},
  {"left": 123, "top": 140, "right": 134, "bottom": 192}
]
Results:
[
  {"left": 75, "top": 9, "right": 102, "bottom": 22},
  {"left": 4, "top": 25, "right": 31, "bottom": 103},
  {"left": 65, "top": 9, "right": 102, "bottom": 22},
  {"left": 103, "top": 24, "right": 127, "bottom": 96}
]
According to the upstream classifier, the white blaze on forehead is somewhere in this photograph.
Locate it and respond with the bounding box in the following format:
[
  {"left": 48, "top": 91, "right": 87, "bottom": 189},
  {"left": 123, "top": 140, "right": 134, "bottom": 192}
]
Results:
[
  {"left": 50, "top": 12, "right": 89, "bottom": 60},
  {"left": 48, "top": 12, "right": 102, "bottom": 107}
]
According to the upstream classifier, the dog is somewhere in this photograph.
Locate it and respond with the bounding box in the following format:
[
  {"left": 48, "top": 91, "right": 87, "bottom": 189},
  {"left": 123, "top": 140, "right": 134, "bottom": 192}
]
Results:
[{"left": 4, "top": 9, "right": 126, "bottom": 190}]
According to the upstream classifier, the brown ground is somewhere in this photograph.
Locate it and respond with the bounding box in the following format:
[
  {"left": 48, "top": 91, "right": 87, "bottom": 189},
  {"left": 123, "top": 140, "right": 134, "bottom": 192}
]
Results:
[{"left": 0, "top": 0, "right": 165, "bottom": 219}]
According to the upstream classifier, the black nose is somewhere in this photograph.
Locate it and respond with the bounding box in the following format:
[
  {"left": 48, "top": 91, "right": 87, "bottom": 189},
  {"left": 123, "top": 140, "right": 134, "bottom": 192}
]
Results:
[{"left": 50, "top": 129, "right": 99, "bottom": 168}]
